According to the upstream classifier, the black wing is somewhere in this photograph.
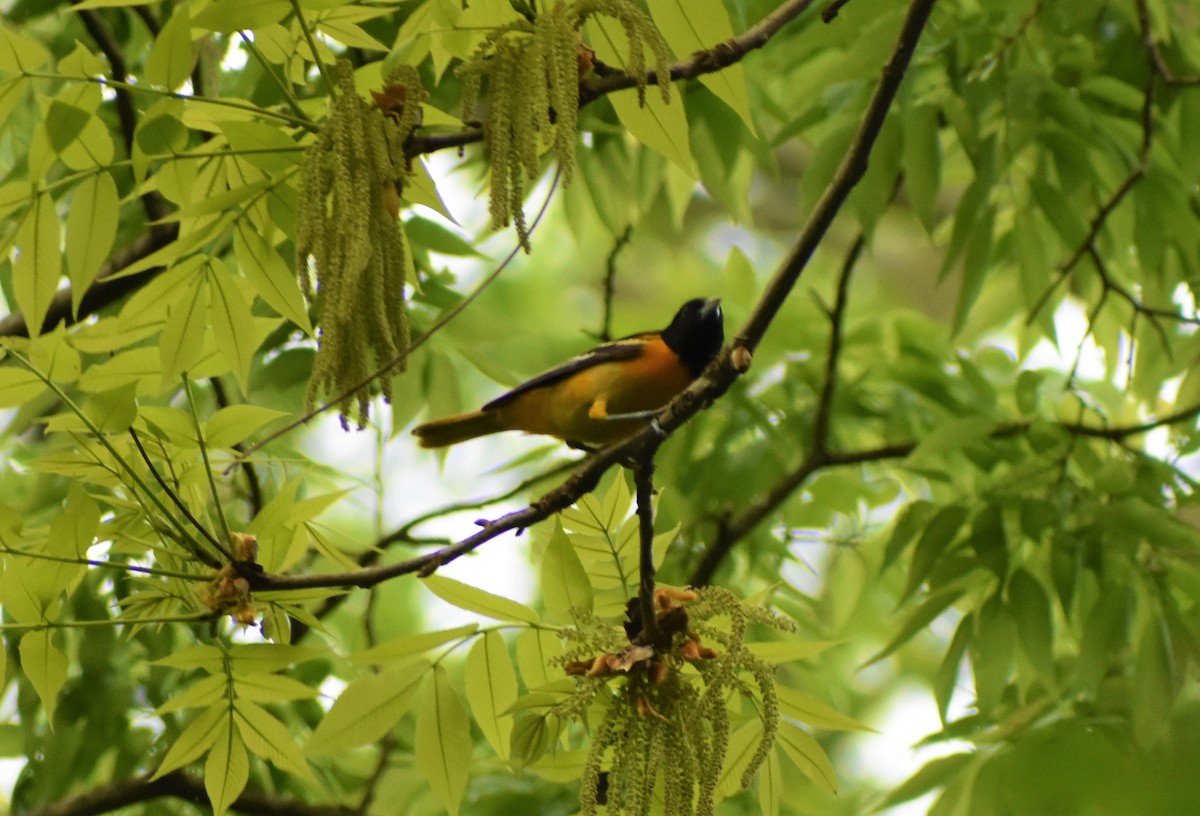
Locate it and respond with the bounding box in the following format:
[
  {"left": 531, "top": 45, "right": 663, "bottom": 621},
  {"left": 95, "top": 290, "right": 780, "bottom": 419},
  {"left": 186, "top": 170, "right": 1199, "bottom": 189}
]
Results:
[{"left": 481, "top": 334, "right": 649, "bottom": 411}]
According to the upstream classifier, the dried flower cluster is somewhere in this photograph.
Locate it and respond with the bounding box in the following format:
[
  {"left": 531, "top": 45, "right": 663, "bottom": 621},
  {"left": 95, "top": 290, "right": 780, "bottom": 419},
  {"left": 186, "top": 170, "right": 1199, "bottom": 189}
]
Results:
[{"left": 557, "top": 586, "right": 794, "bottom": 816}]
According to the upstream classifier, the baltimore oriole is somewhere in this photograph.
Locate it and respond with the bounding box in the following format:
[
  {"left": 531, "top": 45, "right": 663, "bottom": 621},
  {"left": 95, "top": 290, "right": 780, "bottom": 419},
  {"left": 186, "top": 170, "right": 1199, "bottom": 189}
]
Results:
[{"left": 412, "top": 297, "right": 724, "bottom": 449}]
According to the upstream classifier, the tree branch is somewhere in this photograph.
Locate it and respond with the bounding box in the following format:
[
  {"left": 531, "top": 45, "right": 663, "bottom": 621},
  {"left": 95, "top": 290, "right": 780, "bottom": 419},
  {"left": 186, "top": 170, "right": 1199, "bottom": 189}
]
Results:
[
  {"left": 30, "top": 770, "right": 354, "bottom": 816},
  {"left": 633, "top": 453, "right": 659, "bottom": 644},
  {"left": 690, "top": 399, "right": 1200, "bottom": 586}
]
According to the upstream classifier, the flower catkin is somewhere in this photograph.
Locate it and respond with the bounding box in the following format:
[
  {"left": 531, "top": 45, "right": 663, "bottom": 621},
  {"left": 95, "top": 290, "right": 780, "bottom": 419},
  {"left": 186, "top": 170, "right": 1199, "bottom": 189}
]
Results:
[
  {"left": 457, "top": 0, "right": 672, "bottom": 249},
  {"left": 296, "top": 61, "right": 423, "bottom": 429}
]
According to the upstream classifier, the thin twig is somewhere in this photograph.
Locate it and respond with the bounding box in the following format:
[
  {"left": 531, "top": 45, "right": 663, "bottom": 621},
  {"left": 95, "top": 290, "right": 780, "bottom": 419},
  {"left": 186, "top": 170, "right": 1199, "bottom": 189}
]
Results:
[
  {"left": 599, "top": 225, "right": 634, "bottom": 341},
  {"left": 1136, "top": 0, "right": 1200, "bottom": 86}
]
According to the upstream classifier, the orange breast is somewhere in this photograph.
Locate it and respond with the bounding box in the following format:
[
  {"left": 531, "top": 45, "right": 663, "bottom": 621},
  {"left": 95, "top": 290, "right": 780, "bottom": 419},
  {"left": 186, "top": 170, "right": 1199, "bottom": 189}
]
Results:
[{"left": 492, "top": 339, "right": 693, "bottom": 445}]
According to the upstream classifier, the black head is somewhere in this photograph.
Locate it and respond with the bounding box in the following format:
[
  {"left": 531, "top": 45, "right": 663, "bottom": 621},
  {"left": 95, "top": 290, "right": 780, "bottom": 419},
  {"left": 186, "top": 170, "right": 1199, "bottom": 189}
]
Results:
[{"left": 660, "top": 297, "right": 724, "bottom": 377}]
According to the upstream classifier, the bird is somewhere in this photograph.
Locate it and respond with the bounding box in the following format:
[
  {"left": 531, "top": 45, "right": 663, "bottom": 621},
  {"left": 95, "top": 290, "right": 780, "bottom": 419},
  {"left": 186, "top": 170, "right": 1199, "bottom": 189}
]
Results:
[{"left": 412, "top": 297, "right": 724, "bottom": 449}]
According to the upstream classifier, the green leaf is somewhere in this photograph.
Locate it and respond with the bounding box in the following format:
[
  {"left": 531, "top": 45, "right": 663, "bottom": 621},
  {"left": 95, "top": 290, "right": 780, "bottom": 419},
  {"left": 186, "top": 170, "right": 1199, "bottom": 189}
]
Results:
[
  {"left": 207, "top": 257, "right": 259, "bottom": 392},
  {"left": 0, "top": 367, "right": 45, "bottom": 408},
  {"left": 19, "top": 630, "right": 67, "bottom": 723},
  {"left": 464, "top": 631, "right": 519, "bottom": 759},
  {"left": 1132, "top": 618, "right": 1176, "bottom": 747},
  {"left": 65, "top": 172, "right": 119, "bottom": 316},
  {"left": 152, "top": 644, "right": 221, "bottom": 670},
  {"left": 589, "top": 17, "right": 693, "bottom": 175},
  {"left": 404, "top": 216, "right": 481, "bottom": 257},
  {"left": 159, "top": 273, "right": 209, "bottom": 384},
  {"left": 234, "top": 700, "right": 313, "bottom": 780},
  {"left": 883, "top": 500, "right": 936, "bottom": 569},
  {"left": 192, "top": 0, "right": 291, "bottom": 31},
  {"left": 145, "top": 3, "right": 194, "bottom": 89},
  {"left": 877, "top": 752, "right": 976, "bottom": 809},
  {"left": 746, "top": 639, "right": 843, "bottom": 664},
  {"left": 969, "top": 598, "right": 1016, "bottom": 714},
  {"left": 13, "top": 192, "right": 62, "bottom": 338},
  {"left": 47, "top": 481, "right": 100, "bottom": 558},
  {"left": 152, "top": 704, "right": 225, "bottom": 778},
  {"left": 226, "top": 644, "right": 327, "bottom": 673},
  {"left": 204, "top": 404, "right": 290, "bottom": 450},
  {"left": 758, "top": 747, "right": 782, "bottom": 816},
  {"left": 234, "top": 222, "right": 312, "bottom": 332},
  {"left": 77, "top": 347, "right": 158, "bottom": 393},
  {"left": 901, "top": 504, "right": 969, "bottom": 601},
  {"left": 415, "top": 665, "right": 473, "bottom": 816},
  {"left": 422, "top": 574, "right": 540, "bottom": 623},
  {"left": 156, "top": 675, "right": 227, "bottom": 715},
  {"left": 776, "top": 721, "right": 837, "bottom": 794},
  {"left": 307, "top": 660, "right": 428, "bottom": 754},
  {"left": 904, "top": 103, "right": 942, "bottom": 232},
  {"left": 0, "top": 26, "right": 50, "bottom": 71},
  {"left": 205, "top": 715, "right": 249, "bottom": 816},
  {"left": 864, "top": 585, "right": 964, "bottom": 666},
  {"left": 716, "top": 719, "right": 763, "bottom": 797},
  {"left": 1007, "top": 569, "right": 1054, "bottom": 682},
  {"left": 80, "top": 382, "right": 137, "bottom": 433},
  {"left": 351, "top": 623, "right": 480, "bottom": 665},
  {"left": 508, "top": 710, "right": 561, "bottom": 770},
  {"left": 515, "top": 628, "right": 564, "bottom": 690},
  {"left": 647, "top": 0, "right": 755, "bottom": 132},
  {"left": 776, "top": 685, "right": 876, "bottom": 732},
  {"left": 540, "top": 521, "right": 593, "bottom": 623},
  {"left": 45, "top": 100, "right": 90, "bottom": 155}
]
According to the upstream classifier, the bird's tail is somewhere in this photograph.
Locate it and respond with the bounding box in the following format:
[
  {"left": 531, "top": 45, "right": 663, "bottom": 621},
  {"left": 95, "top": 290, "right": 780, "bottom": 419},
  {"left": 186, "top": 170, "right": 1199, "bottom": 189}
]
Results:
[{"left": 412, "top": 410, "right": 504, "bottom": 448}]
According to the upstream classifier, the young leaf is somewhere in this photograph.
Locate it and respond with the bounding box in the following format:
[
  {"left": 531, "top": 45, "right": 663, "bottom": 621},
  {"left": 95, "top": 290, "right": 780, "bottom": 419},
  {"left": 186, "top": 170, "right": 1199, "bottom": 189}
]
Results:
[
  {"left": 307, "top": 660, "right": 429, "bottom": 754},
  {"left": 901, "top": 504, "right": 969, "bottom": 602},
  {"left": 159, "top": 273, "right": 208, "bottom": 384},
  {"left": 877, "top": 752, "right": 976, "bottom": 809},
  {"left": 66, "top": 172, "right": 119, "bottom": 315},
  {"left": 18, "top": 631, "right": 67, "bottom": 723},
  {"left": 234, "top": 222, "right": 311, "bottom": 332},
  {"left": 350, "top": 624, "right": 481, "bottom": 665},
  {"left": 145, "top": 4, "right": 193, "bottom": 90},
  {"left": 540, "top": 521, "right": 593, "bottom": 623},
  {"left": 152, "top": 705, "right": 225, "bottom": 778},
  {"left": 204, "top": 404, "right": 290, "bottom": 450},
  {"left": 464, "top": 631, "right": 519, "bottom": 759},
  {"left": 415, "top": 665, "right": 473, "bottom": 816},
  {"left": 647, "top": 0, "right": 755, "bottom": 132},
  {"left": 746, "top": 639, "right": 842, "bottom": 664},
  {"left": 205, "top": 715, "right": 249, "bottom": 816},
  {"left": 422, "top": 575, "right": 540, "bottom": 624},
  {"left": 234, "top": 700, "right": 313, "bottom": 780},
  {"left": 1007, "top": 569, "right": 1054, "bottom": 682},
  {"left": 758, "top": 746, "right": 782, "bottom": 816},
  {"left": 515, "top": 628, "right": 565, "bottom": 691},
  {"left": 12, "top": 192, "right": 62, "bottom": 338},
  {"left": 207, "top": 259, "right": 258, "bottom": 392},
  {"left": 716, "top": 719, "right": 762, "bottom": 798},
  {"left": 777, "top": 685, "right": 876, "bottom": 733},
  {"left": 776, "top": 721, "right": 837, "bottom": 794}
]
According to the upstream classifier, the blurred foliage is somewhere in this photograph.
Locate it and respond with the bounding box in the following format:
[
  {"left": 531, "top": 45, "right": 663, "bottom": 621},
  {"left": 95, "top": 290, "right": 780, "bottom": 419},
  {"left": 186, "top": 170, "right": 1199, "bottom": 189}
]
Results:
[{"left": 1, "top": 0, "right": 1200, "bottom": 814}]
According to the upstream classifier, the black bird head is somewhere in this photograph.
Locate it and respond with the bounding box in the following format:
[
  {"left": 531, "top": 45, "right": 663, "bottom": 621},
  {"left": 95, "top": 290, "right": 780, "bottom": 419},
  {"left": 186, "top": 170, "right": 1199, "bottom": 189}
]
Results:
[{"left": 660, "top": 297, "right": 724, "bottom": 377}]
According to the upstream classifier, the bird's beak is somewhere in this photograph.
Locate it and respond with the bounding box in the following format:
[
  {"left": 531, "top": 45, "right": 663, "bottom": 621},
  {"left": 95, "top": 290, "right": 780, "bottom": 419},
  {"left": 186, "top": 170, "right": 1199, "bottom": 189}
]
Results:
[{"left": 701, "top": 297, "right": 722, "bottom": 319}]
